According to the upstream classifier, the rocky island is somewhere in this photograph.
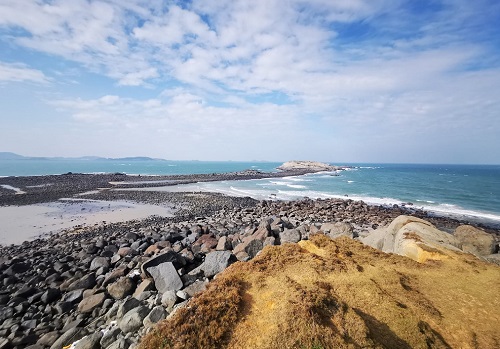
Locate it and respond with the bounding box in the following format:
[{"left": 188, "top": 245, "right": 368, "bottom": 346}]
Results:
[
  {"left": 277, "top": 160, "right": 345, "bottom": 172},
  {"left": 0, "top": 165, "right": 498, "bottom": 349}
]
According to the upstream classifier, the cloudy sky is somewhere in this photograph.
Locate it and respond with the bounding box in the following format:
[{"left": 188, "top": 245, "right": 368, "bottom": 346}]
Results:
[{"left": 0, "top": 0, "right": 499, "bottom": 163}]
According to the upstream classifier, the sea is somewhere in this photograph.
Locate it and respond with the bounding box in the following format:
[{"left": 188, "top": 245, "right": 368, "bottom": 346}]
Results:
[{"left": 1, "top": 159, "right": 499, "bottom": 227}]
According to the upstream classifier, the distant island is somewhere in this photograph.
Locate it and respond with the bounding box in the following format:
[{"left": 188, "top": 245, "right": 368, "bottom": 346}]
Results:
[
  {"left": 277, "top": 160, "right": 346, "bottom": 172},
  {"left": 0, "top": 152, "right": 167, "bottom": 162}
]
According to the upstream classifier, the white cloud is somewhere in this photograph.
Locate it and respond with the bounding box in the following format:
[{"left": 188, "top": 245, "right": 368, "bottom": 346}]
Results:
[
  {"left": 1, "top": 0, "right": 499, "bottom": 162},
  {"left": 0, "top": 61, "right": 49, "bottom": 83}
]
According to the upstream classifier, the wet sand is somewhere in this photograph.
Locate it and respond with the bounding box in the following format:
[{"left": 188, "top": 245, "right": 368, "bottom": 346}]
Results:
[{"left": 0, "top": 199, "right": 175, "bottom": 245}]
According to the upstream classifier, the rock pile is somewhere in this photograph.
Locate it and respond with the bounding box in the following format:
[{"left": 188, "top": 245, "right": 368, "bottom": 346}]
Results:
[{"left": 0, "top": 198, "right": 498, "bottom": 348}]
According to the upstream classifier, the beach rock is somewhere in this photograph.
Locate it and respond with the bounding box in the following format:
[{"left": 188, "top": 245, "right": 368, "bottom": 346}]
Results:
[
  {"left": 279, "top": 228, "right": 301, "bottom": 244},
  {"left": 0, "top": 339, "right": 9, "bottom": 349},
  {"left": 245, "top": 239, "right": 263, "bottom": 258},
  {"left": 362, "top": 215, "right": 462, "bottom": 262},
  {"left": 143, "top": 306, "right": 167, "bottom": 328},
  {"left": 77, "top": 293, "right": 106, "bottom": 313},
  {"left": 141, "top": 251, "right": 185, "bottom": 276},
  {"left": 102, "top": 265, "right": 128, "bottom": 287},
  {"left": 62, "top": 289, "right": 84, "bottom": 304},
  {"left": 216, "top": 236, "right": 230, "bottom": 251},
  {"left": 147, "top": 262, "right": 183, "bottom": 293},
  {"left": 90, "top": 257, "right": 110, "bottom": 271},
  {"left": 36, "top": 331, "right": 60, "bottom": 347},
  {"left": 55, "top": 301, "right": 73, "bottom": 314},
  {"left": 189, "top": 250, "right": 235, "bottom": 278},
  {"left": 107, "top": 277, "right": 136, "bottom": 300},
  {"left": 119, "top": 305, "right": 150, "bottom": 333},
  {"left": 107, "top": 338, "right": 128, "bottom": 349},
  {"left": 133, "top": 279, "right": 154, "bottom": 298},
  {"left": 100, "top": 327, "right": 121, "bottom": 348},
  {"left": 321, "top": 222, "right": 353, "bottom": 238},
  {"left": 116, "top": 297, "right": 141, "bottom": 319},
  {"left": 184, "top": 280, "right": 208, "bottom": 298},
  {"left": 74, "top": 332, "right": 103, "bottom": 349},
  {"left": 5, "top": 261, "right": 30, "bottom": 275},
  {"left": 41, "top": 288, "right": 61, "bottom": 304},
  {"left": 161, "top": 290, "right": 177, "bottom": 311},
  {"left": 49, "top": 327, "right": 85, "bottom": 349},
  {"left": 454, "top": 225, "right": 496, "bottom": 256},
  {"left": 66, "top": 273, "right": 96, "bottom": 291}
]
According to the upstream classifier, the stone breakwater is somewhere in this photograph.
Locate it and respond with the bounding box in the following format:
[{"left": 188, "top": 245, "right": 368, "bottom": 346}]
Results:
[{"left": 0, "top": 196, "right": 499, "bottom": 349}]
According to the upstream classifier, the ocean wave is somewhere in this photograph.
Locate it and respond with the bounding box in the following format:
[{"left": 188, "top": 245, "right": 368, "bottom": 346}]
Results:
[
  {"left": 287, "top": 184, "right": 307, "bottom": 189},
  {"left": 269, "top": 181, "right": 293, "bottom": 186}
]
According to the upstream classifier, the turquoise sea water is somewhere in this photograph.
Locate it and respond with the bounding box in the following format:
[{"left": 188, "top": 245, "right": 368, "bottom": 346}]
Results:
[{"left": 1, "top": 160, "right": 499, "bottom": 224}]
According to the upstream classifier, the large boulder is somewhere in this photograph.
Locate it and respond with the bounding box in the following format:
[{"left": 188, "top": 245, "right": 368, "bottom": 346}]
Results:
[
  {"left": 77, "top": 293, "right": 106, "bottom": 313},
  {"left": 147, "top": 262, "right": 183, "bottom": 293},
  {"left": 362, "top": 215, "right": 462, "bottom": 263},
  {"left": 320, "top": 222, "right": 353, "bottom": 238},
  {"left": 189, "top": 251, "right": 236, "bottom": 278},
  {"left": 119, "top": 306, "right": 150, "bottom": 333},
  {"left": 279, "top": 229, "right": 301, "bottom": 244},
  {"left": 141, "top": 250, "right": 185, "bottom": 276},
  {"left": 107, "top": 277, "right": 136, "bottom": 300},
  {"left": 453, "top": 225, "right": 496, "bottom": 256}
]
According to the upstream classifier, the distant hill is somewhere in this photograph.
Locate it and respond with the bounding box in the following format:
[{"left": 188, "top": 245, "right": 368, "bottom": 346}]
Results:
[
  {"left": 0, "top": 152, "right": 167, "bottom": 161},
  {"left": 0, "top": 152, "right": 26, "bottom": 160}
]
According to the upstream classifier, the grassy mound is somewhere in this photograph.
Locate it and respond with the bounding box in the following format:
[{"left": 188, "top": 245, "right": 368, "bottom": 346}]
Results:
[{"left": 140, "top": 235, "right": 500, "bottom": 349}]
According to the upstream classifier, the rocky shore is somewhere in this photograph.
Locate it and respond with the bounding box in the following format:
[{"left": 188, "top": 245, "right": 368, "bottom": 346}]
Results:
[
  {"left": 0, "top": 168, "right": 499, "bottom": 348},
  {"left": 0, "top": 167, "right": 334, "bottom": 207},
  {"left": 0, "top": 195, "right": 499, "bottom": 348}
]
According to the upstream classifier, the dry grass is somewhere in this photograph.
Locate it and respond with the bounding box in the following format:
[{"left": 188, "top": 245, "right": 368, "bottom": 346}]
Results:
[{"left": 140, "top": 235, "right": 500, "bottom": 349}]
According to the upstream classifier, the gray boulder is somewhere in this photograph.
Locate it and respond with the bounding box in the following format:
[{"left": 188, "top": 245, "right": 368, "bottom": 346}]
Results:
[
  {"left": 279, "top": 228, "right": 301, "bottom": 244},
  {"left": 50, "top": 327, "right": 86, "bottom": 349},
  {"left": 100, "top": 327, "right": 121, "bottom": 348},
  {"left": 161, "top": 290, "right": 177, "bottom": 312},
  {"left": 189, "top": 250, "right": 235, "bottom": 278},
  {"left": 74, "top": 332, "right": 103, "bottom": 349},
  {"left": 117, "top": 297, "right": 141, "bottom": 318},
  {"left": 119, "top": 306, "right": 150, "bottom": 333},
  {"left": 107, "top": 338, "right": 128, "bottom": 349},
  {"left": 143, "top": 306, "right": 167, "bottom": 328},
  {"left": 90, "top": 257, "right": 110, "bottom": 271},
  {"left": 321, "top": 222, "right": 353, "bottom": 238},
  {"left": 147, "top": 262, "right": 183, "bottom": 293},
  {"left": 141, "top": 251, "right": 185, "bottom": 276}
]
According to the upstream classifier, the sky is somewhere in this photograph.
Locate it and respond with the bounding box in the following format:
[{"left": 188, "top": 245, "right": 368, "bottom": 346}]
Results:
[{"left": 0, "top": 0, "right": 499, "bottom": 164}]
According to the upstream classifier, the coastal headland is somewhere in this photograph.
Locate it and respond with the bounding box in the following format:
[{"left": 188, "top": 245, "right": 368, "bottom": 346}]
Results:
[{"left": 0, "top": 162, "right": 499, "bottom": 348}]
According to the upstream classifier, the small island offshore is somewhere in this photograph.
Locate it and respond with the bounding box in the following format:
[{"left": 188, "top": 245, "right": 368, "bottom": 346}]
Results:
[{"left": 0, "top": 162, "right": 499, "bottom": 349}]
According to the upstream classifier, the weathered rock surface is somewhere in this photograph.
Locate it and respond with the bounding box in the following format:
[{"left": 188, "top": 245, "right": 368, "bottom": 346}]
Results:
[
  {"left": 119, "top": 306, "right": 150, "bottom": 333},
  {"left": 362, "top": 215, "right": 462, "bottom": 262},
  {"left": 147, "top": 262, "right": 183, "bottom": 293},
  {"left": 454, "top": 225, "right": 497, "bottom": 256}
]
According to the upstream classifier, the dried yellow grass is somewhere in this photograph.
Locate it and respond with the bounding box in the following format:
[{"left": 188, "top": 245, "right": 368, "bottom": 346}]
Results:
[{"left": 140, "top": 234, "right": 500, "bottom": 349}]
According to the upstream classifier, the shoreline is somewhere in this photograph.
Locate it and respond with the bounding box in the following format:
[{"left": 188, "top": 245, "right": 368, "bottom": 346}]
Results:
[
  {"left": 0, "top": 172, "right": 499, "bottom": 348},
  {"left": 0, "top": 170, "right": 499, "bottom": 246}
]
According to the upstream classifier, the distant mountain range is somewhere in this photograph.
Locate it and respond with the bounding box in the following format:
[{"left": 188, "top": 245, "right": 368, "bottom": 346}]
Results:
[{"left": 0, "top": 152, "right": 167, "bottom": 161}]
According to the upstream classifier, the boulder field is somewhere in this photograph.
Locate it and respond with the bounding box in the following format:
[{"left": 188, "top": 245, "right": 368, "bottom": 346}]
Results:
[{"left": 0, "top": 197, "right": 498, "bottom": 349}]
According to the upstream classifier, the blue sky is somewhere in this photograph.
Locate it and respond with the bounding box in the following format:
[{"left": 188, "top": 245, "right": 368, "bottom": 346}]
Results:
[{"left": 0, "top": 0, "right": 499, "bottom": 163}]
